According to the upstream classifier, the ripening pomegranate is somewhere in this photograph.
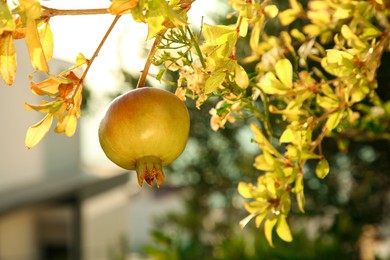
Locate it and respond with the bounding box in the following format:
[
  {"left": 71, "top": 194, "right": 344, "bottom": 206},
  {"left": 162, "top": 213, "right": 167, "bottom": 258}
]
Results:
[{"left": 98, "top": 87, "right": 190, "bottom": 187}]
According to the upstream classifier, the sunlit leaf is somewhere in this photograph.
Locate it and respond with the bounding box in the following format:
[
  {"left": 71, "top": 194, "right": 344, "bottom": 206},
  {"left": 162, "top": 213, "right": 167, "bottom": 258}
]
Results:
[
  {"left": 19, "top": 0, "right": 41, "bottom": 19},
  {"left": 326, "top": 109, "right": 344, "bottom": 132},
  {"left": 109, "top": 0, "right": 139, "bottom": 14},
  {"left": 238, "top": 182, "right": 253, "bottom": 198},
  {"left": 38, "top": 21, "right": 53, "bottom": 62},
  {"left": 276, "top": 215, "right": 293, "bottom": 242},
  {"left": 235, "top": 64, "right": 249, "bottom": 89},
  {"left": 341, "top": 24, "right": 367, "bottom": 50},
  {"left": 205, "top": 72, "right": 225, "bottom": 94},
  {"left": 25, "top": 113, "right": 53, "bottom": 149},
  {"left": 254, "top": 154, "right": 274, "bottom": 171},
  {"left": 76, "top": 53, "right": 87, "bottom": 66},
  {"left": 264, "top": 218, "right": 277, "bottom": 247},
  {"left": 0, "top": 2, "right": 16, "bottom": 33},
  {"left": 30, "top": 76, "right": 67, "bottom": 96},
  {"left": 146, "top": 10, "right": 166, "bottom": 40},
  {"left": 316, "top": 94, "right": 339, "bottom": 110},
  {"left": 278, "top": 9, "right": 300, "bottom": 26},
  {"left": 0, "top": 33, "right": 16, "bottom": 85},
  {"left": 244, "top": 201, "right": 268, "bottom": 214},
  {"left": 238, "top": 17, "right": 248, "bottom": 37},
  {"left": 55, "top": 113, "right": 77, "bottom": 137},
  {"left": 25, "top": 19, "right": 49, "bottom": 72},
  {"left": 203, "top": 23, "right": 236, "bottom": 46},
  {"left": 255, "top": 212, "right": 267, "bottom": 228},
  {"left": 250, "top": 123, "right": 281, "bottom": 157},
  {"left": 296, "top": 190, "right": 305, "bottom": 213},
  {"left": 25, "top": 100, "right": 65, "bottom": 114},
  {"left": 275, "top": 59, "right": 292, "bottom": 89},
  {"left": 316, "top": 158, "right": 330, "bottom": 179},
  {"left": 264, "top": 5, "right": 278, "bottom": 18},
  {"left": 279, "top": 128, "right": 295, "bottom": 144},
  {"left": 259, "top": 72, "right": 288, "bottom": 95}
]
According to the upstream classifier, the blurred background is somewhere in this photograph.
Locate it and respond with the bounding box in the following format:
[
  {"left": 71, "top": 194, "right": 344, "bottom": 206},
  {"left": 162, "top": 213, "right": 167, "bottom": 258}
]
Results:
[{"left": 1, "top": 0, "right": 389, "bottom": 259}]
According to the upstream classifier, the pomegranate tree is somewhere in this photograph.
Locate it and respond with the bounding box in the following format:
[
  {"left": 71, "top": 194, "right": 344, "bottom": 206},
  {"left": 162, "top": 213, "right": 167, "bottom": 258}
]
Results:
[{"left": 98, "top": 87, "right": 190, "bottom": 187}]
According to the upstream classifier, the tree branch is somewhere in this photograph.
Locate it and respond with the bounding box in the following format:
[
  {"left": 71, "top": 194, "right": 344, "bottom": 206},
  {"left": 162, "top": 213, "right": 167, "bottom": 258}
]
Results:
[
  {"left": 41, "top": 6, "right": 110, "bottom": 18},
  {"left": 73, "top": 15, "right": 121, "bottom": 97},
  {"left": 136, "top": 33, "right": 164, "bottom": 88}
]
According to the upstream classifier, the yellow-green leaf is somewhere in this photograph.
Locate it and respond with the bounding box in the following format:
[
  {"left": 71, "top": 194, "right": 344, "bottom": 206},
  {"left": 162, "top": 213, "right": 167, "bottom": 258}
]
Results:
[
  {"left": 25, "top": 19, "right": 49, "bottom": 72},
  {"left": 24, "top": 100, "right": 65, "bottom": 114},
  {"left": 76, "top": 53, "right": 87, "bottom": 66},
  {"left": 264, "top": 218, "right": 277, "bottom": 247},
  {"left": 276, "top": 215, "right": 293, "bottom": 242},
  {"left": 203, "top": 23, "right": 236, "bottom": 46},
  {"left": 109, "top": 0, "right": 139, "bottom": 14},
  {"left": 251, "top": 123, "right": 281, "bottom": 157},
  {"left": 25, "top": 114, "right": 53, "bottom": 149},
  {"left": 55, "top": 113, "right": 78, "bottom": 137},
  {"left": 316, "top": 158, "right": 330, "bottom": 179},
  {"left": 19, "top": 0, "right": 41, "bottom": 19},
  {"left": 235, "top": 64, "right": 249, "bottom": 89},
  {"left": 280, "top": 128, "right": 295, "bottom": 144},
  {"left": 326, "top": 109, "right": 344, "bottom": 132},
  {"left": 0, "top": 2, "right": 16, "bottom": 33},
  {"left": 238, "top": 182, "right": 253, "bottom": 198},
  {"left": 275, "top": 59, "right": 292, "bottom": 89},
  {"left": 296, "top": 191, "right": 305, "bottom": 213},
  {"left": 255, "top": 212, "right": 267, "bottom": 228},
  {"left": 38, "top": 21, "right": 53, "bottom": 62},
  {"left": 264, "top": 5, "right": 278, "bottom": 18},
  {"left": 205, "top": 72, "right": 225, "bottom": 94},
  {"left": 238, "top": 18, "right": 248, "bottom": 37},
  {"left": 0, "top": 32, "right": 16, "bottom": 85},
  {"left": 259, "top": 72, "right": 288, "bottom": 95}
]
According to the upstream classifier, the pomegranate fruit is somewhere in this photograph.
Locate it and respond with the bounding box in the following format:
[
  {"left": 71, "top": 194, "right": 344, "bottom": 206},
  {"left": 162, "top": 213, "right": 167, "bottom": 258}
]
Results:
[{"left": 98, "top": 87, "right": 190, "bottom": 187}]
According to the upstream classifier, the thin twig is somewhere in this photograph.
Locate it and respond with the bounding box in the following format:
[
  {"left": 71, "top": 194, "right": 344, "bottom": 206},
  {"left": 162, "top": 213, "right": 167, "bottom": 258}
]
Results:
[
  {"left": 136, "top": 33, "right": 165, "bottom": 88},
  {"left": 41, "top": 6, "right": 110, "bottom": 18},
  {"left": 74, "top": 15, "right": 121, "bottom": 96}
]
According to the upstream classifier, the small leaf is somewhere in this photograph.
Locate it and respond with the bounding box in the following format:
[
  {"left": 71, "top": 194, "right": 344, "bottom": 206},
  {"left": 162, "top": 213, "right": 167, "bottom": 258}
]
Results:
[
  {"left": 25, "top": 19, "right": 49, "bottom": 72},
  {"left": 238, "top": 18, "right": 248, "bottom": 37},
  {"left": 238, "top": 182, "right": 253, "bottom": 198},
  {"left": 19, "top": 0, "right": 41, "bottom": 19},
  {"left": 296, "top": 190, "right": 305, "bottom": 213},
  {"left": 76, "top": 53, "right": 87, "bottom": 66},
  {"left": 264, "top": 5, "right": 278, "bottom": 18},
  {"left": 55, "top": 113, "right": 78, "bottom": 137},
  {"left": 24, "top": 100, "right": 64, "bottom": 114},
  {"left": 259, "top": 72, "right": 288, "bottom": 95},
  {"left": 205, "top": 72, "right": 225, "bottom": 94},
  {"left": 203, "top": 23, "right": 236, "bottom": 46},
  {"left": 109, "top": 0, "right": 139, "bottom": 14},
  {"left": 0, "top": 32, "right": 16, "bottom": 85},
  {"left": 326, "top": 109, "right": 344, "bottom": 132},
  {"left": 264, "top": 218, "right": 277, "bottom": 247},
  {"left": 255, "top": 212, "right": 267, "bottom": 228},
  {"left": 38, "top": 21, "right": 53, "bottom": 62},
  {"left": 235, "top": 64, "right": 249, "bottom": 89},
  {"left": 279, "top": 128, "right": 295, "bottom": 143},
  {"left": 275, "top": 59, "right": 292, "bottom": 89},
  {"left": 25, "top": 114, "right": 53, "bottom": 149},
  {"left": 316, "top": 158, "right": 330, "bottom": 179},
  {"left": 276, "top": 215, "right": 293, "bottom": 242},
  {"left": 0, "top": 2, "right": 16, "bottom": 33}
]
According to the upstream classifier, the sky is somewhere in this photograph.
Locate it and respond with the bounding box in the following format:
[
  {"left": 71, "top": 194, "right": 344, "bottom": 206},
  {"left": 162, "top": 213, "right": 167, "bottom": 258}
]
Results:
[{"left": 45, "top": 0, "right": 225, "bottom": 172}]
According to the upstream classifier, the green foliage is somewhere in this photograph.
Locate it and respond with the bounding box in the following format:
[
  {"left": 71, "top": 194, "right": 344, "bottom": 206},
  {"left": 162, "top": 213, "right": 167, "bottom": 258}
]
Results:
[{"left": 150, "top": 0, "right": 390, "bottom": 245}]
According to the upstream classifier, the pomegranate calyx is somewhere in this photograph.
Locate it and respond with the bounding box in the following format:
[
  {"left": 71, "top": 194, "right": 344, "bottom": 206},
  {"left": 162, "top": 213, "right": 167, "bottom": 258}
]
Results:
[{"left": 136, "top": 156, "right": 164, "bottom": 188}]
